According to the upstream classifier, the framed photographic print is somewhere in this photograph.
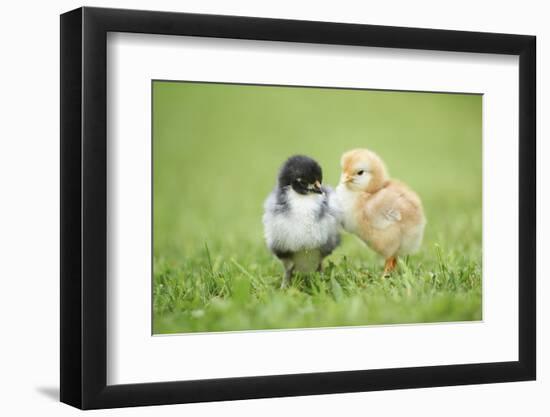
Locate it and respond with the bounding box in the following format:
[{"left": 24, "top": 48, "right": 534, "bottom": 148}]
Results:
[{"left": 60, "top": 6, "right": 536, "bottom": 409}]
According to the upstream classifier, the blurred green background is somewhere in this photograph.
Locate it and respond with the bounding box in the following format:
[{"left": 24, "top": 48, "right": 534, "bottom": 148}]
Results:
[{"left": 153, "top": 81, "right": 482, "bottom": 334}]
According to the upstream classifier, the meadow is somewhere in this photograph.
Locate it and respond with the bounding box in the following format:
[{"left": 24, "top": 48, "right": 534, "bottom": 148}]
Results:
[{"left": 152, "top": 81, "right": 482, "bottom": 334}]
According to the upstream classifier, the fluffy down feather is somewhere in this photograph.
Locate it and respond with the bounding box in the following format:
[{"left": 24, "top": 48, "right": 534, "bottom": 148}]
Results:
[{"left": 263, "top": 186, "right": 341, "bottom": 274}]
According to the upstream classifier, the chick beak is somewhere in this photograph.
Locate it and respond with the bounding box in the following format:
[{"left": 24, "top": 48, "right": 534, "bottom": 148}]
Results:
[
  {"left": 312, "top": 180, "right": 323, "bottom": 194},
  {"left": 341, "top": 174, "right": 352, "bottom": 184}
]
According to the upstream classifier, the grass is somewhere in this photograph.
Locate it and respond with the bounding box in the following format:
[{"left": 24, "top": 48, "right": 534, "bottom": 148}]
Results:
[{"left": 152, "top": 81, "right": 482, "bottom": 334}]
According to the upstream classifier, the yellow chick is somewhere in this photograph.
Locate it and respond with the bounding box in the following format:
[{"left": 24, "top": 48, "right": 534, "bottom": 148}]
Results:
[{"left": 336, "top": 149, "right": 426, "bottom": 274}]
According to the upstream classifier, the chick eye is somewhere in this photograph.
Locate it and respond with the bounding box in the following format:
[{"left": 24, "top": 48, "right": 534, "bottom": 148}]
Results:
[{"left": 357, "top": 170, "right": 365, "bottom": 176}]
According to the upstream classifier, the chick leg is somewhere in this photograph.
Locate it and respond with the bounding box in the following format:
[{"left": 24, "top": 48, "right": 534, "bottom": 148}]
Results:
[
  {"left": 281, "top": 260, "right": 295, "bottom": 289},
  {"left": 383, "top": 256, "right": 397, "bottom": 276}
]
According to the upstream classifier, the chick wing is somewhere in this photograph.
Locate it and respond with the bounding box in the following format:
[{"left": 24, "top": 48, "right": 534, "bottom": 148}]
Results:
[{"left": 363, "top": 181, "right": 423, "bottom": 231}]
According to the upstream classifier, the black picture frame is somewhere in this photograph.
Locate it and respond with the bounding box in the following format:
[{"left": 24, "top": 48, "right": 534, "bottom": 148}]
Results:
[{"left": 60, "top": 6, "right": 536, "bottom": 410}]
